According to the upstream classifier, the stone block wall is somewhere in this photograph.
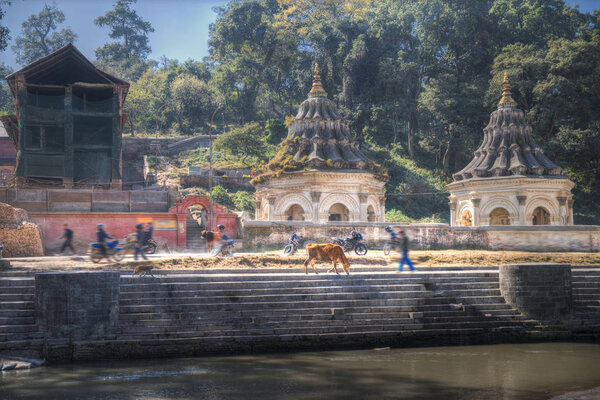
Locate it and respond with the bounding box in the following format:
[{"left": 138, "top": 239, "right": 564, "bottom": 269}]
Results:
[
  {"left": 242, "top": 221, "right": 600, "bottom": 252},
  {"left": 499, "top": 263, "right": 572, "bottom": 320},
  {"left": 35, "top": 272, "right": 120, "bottom": 339}
]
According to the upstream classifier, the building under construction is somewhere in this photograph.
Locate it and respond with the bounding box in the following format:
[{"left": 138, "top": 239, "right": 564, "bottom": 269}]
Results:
[{"left": 1, "top": 44, "right": 129, "bottom": 188}]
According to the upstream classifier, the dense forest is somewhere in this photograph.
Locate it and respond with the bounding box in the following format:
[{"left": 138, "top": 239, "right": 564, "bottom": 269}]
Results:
[{"left": 0, "top": 0, "right": 599, "bottom": 224}]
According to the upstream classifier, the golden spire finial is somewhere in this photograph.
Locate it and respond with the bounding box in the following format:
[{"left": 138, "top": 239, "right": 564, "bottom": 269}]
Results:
[
  {"left": 309, "top": 62, "right": 328, "bottom": 98},
  {"left": 498, "top": 72, "right": 516, "bottom": 106}
]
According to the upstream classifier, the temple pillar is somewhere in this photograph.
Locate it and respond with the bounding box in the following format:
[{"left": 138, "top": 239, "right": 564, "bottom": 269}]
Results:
[
  {"left": 516, "top": 195, "right": 527, "bottom": 225},
  {"left": 267, "top": 196, "right": 276, "bottom": 221},
  {"left": 310, "top": 191, "right": 321, "bottom": 223},
  {"left": 568, "top": 199, "right": 574, "bottom": 225},
  {"left": 449, "top": 198, "right": 457, "bottom": 226},
  {"left": 379, "top": 196, "right": 386, "bottom": 222},
  {"left": 557, "top": 196, "right": 567, "bottom": 225},
  {"left": 471, "top": 198, "right": 481, "bottom": 226},
  {"left": 358, "top": 193, "right": 369, "bottom": 222}
]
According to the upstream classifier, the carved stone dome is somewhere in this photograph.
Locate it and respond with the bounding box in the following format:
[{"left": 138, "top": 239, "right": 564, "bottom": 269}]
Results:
[
  {"left": 453, "top": 73, "right": 565, "bottom": 181},
  {"left": 254, "top": 64, "right": 387, "bottom": 182}
]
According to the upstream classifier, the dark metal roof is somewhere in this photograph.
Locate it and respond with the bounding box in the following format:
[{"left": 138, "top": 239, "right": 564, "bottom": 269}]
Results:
[{"left": 5, "top": 43, "right": 129, "bottom": 99}]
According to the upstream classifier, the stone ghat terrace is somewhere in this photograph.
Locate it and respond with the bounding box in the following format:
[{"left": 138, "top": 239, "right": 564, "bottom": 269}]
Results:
[{"left": 1, "top": 264, "right": 600, "bottom": 362}]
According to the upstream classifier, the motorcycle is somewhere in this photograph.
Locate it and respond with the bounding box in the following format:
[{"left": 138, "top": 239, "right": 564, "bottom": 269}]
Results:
[
  {"left": 283, "top": 234, "right": 317, "bottom": 256},
  {"left": 331, "top": 229, "right": 368, "bottom": 256},
  {"left": 89, "top": 240, "right": 124, "bottom": 263},
  {"left": 124, "top": 235, "right": 158, "bottom": 255},
  {"left": 210, "top": 239, "right": 235, "bottom": 257}
]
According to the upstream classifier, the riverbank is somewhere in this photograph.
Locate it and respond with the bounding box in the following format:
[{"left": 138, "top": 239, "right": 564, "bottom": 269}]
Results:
[{"left": 2, "top": 343, "right": 600, "bottom": 400}]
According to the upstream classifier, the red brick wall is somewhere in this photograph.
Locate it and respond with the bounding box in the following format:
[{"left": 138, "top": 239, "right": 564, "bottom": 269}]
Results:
[{"left": 30, "top": 213, "right": 179, "bottom": 249}]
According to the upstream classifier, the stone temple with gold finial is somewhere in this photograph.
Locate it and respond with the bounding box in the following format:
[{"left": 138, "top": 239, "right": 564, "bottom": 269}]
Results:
[
  {"left": 252, "top": 64, "right": 388, "bottom": 223},
  {"left": 447, "top": 73, "right": 575, "bottom": 227}
]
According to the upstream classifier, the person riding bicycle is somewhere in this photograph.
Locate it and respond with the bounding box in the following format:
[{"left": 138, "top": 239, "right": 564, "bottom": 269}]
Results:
[
  {"left": 96, "top": 223, "right": 113, "bottom": 258},
  {"left": 217, "top": 224, "right": 234, "bottom": 247},
  {"left": 290, "top": 232, "right": 302, "bottom": 246},
  {"left": 386, "top": 226, "right": 398, "bottom": 242}
]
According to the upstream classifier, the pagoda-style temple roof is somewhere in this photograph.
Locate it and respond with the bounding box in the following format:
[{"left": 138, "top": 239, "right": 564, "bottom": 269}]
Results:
[
  {"left": 453, "top": 73, "right": 565, "bottom": 182},
  {"left": 5, "top": 43, "right": 129, "bottom": 99},
  {"left": 254, "top": 64, "right": 387, "bottom": 183}
]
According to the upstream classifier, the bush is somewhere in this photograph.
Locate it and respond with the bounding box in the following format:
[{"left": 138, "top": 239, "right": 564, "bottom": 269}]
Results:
[
  {"left": 211, "top": 185, "right": 235, "bottom": 209},
  {"left": 385, "top": 209, "right": 413, "bottom": 223},
  {"left": 233, "top": 191, "right": 256, "bottom": 213}
]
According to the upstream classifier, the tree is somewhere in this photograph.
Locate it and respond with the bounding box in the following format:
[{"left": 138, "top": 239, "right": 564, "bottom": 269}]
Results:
[
  {"left": 94, "top": 0, "right": 154, "bottom": 79},
  {"left": 0, "top": 1, "right": 11, "bottom": 52},
  {"left": 170, "top": 73, "right": 216, "bottom": 135},
  {"left": 124, "top": 67, "right": 170, "bottom": 136},
  {"left": 0, "top": 63, "right": 14, "bottom": 114},
  {"left": 12, "top": 5, "right": 76, "bottom": 65},
  {"left": 213, "top": 122, "right": 270, "bottom": 166},
  {"left": 265, "top": 118, "right": 287, "bottom": 144}
]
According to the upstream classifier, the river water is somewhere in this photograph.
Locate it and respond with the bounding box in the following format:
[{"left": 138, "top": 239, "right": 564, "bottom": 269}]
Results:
[{"left": 2, "top": 342, "right": 600, "bottom": 400}]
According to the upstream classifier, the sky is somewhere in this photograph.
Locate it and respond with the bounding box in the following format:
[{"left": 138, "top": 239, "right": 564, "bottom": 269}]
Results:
[
  {"left": 0, "top": 0, "right": 228, "bottom": 68},
  {"left": 0, "top": 0, "right": 598, "bottom": 69}
]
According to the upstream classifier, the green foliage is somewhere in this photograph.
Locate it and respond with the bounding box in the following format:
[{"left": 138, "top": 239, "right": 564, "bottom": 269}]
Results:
[
  {"left": 265, "top": 118, "right": 287, "bottom": 144},
  {"left": 12, "top": 4, "right": 77, "bottom": 66},
  {"left": 233, "top": 191, "right": 256, "bottom": 214},
  {"left": 211, "top": 185, "right": 235, "bottom": 209},
  {"left": 170, "top": 74, "right": 216, "bottom": 135},
  {"left": 214, "top": 122, "right": 274, "bottom": 166},
  {"left": 0, "top": 63, "right": 14, "bottom": 113},
  {"left": 0, "top": 2, "right": 10, "bottom": 52},
  {"left": 94, "top": 0, "right": 154, "bottom": 80},
  {"left": 385, "top": 209, "right": 412, "bottom": 223}
]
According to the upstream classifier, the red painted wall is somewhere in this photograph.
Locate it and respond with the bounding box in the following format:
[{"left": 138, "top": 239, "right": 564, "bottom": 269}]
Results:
[
  {"left": 30, "top": 213, "right": 179, "bottom": 249},
  {"left": 29, "top": 194, "right": 239, "bottom": 251}
]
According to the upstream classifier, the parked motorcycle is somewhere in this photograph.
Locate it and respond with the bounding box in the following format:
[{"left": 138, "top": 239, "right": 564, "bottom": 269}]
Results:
[
  {"left": 89, "top": 240, "right": 124, "bottom": 263},
  {"left": 331, "top": 229, "right": 368, "bottom": 256},
  {"left": 210, "top": 239, "right": 235, "bottom": 257},
  {"left": 283, "top": 233, "right": 317, "bottom": 256}
]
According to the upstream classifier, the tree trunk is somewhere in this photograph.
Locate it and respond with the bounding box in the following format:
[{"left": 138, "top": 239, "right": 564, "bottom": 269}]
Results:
[
  {"left": 442, "top": 140, "right": 452, "bottom": 177},
  {"left": 408, "top": 114, "right": 417, "bottom": 159}
]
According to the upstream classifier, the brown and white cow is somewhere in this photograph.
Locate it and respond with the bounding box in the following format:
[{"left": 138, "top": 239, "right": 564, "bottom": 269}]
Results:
[{"left": 303, "top": 243, "right": 351, "bottom": 275}]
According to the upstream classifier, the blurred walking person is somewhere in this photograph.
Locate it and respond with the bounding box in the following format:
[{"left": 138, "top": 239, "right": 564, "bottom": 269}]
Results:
[
  {"left": 134, "top": 223, "right": 148, "bottom": 261},
  {"left": 59, "top": 223, "right": 75, "bottom": 255},
  {"left": 397, "top": 231, "right": 415, "bottom": 272}
]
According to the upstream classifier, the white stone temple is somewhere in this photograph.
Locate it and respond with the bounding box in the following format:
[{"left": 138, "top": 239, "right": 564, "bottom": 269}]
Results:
[
  {"left": 447, "top": 73, "right": 575, "bottom": 227},
  {"left": 253, "top": 64, "right": 388, "bottom": 223}
]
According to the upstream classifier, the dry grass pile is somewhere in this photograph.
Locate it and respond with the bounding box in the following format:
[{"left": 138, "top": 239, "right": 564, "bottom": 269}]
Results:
[{"left": 409, "top": 250, "right": 600, "bottom": 266}]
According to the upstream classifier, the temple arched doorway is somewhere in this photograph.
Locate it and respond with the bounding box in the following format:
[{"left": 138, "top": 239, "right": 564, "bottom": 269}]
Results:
[
  {"left": 329, "top": 203, "right": 350, "bottom": 221},
  {"left": 367, "top": 205, "right": 376, "bottom": 222},
  {"left": 532, "top": 207, "right": 550, "bottom": 225},
  {"left": 286, "top": 204, "right": 305, "bottom": 221},
  {"left": 490, "top": 207, "right": 510, "bottom": 225}
]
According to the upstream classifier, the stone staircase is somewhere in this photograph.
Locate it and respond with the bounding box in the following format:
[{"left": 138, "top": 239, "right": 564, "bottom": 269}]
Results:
[
  {"left": 1, "top": 265, "right": 600, "bottom": 360},
  {"left": 186, "top": 215, "right": 207, "bottom": 253},
  {"left": 0, "top": 276, "right": 43, "bottom": 356},
  {"left": 571, "top": 267, "right": 600, "bottom": 326},
  {"left": 115, "top": 269, "right": 536, "bottom": 348}
]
